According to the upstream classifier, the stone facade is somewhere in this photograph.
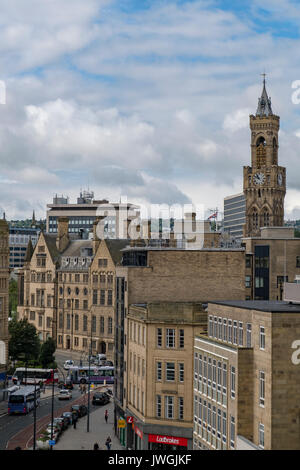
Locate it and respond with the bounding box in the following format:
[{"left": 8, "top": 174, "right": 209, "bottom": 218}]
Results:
[
  {"left": 193, "top": 300, "right": 300, "bottom": 450},
  {"left": 126, "top": 302, "right": 207, "bottom": 450}
]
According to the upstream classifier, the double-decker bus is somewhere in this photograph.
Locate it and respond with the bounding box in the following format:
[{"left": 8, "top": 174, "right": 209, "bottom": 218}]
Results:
[
  {"left": 68, "top": 365, "right": 114, "bottom": 385},
  {"left": 12, "top": 368, "right": 59, "bottom": 385},
  {"left": 8, "top": 386, "right": 40, "bottom": 415}
]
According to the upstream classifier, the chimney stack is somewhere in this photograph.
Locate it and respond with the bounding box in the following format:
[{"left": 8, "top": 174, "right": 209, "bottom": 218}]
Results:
[{"left": 56, "top": 217, "right": 69, "bottom": 252}]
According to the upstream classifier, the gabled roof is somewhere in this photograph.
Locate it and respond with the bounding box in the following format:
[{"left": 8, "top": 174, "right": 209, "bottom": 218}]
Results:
[
  {"left": 43, "top": 233, "right": 61, "bottom": 263},
  {"left": 24, "top": 238, "right": 34, "bottom": 262},
  {"left": 256, "top": 78, "right": 273, "bottom": 117},
  {"left": 105, "top": 239, "right": 130, "bottom": 265}
]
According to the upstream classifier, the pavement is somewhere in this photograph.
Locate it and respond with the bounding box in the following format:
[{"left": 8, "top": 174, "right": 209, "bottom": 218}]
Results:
[{"left": 53, "top": 394, "right": 124, "bottom": 451}]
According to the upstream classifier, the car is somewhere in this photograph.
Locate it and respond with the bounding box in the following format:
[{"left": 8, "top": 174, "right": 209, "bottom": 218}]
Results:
[
  {"left": 46, "top": 423, "right": 61, "bottom": 438},
  {"left": 61, "top": 411, "right": 73, "bottom": 425},
  {"left": 45, "top": 427, "right": 59, "bottom": 442},
  {"left": 92, "top": 392, "right": 110, "bottom": 406},
  {"left": 64, "top": 360, "right": 74, "bottom": 370},
  {"left": 54, "top": 416, "right": 69, "bottom": 431},
  {"left": 70, "top": 404, "right": 87, "bottom": 417},
  {"left": 58, "top": 389, "right": 72, "bottom": 400}
]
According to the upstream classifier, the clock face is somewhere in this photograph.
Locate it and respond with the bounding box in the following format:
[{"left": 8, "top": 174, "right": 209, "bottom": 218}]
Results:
[
  {"left": 253, "top": 172, "right": 265, "bottom": 185},
  {"left": 278, "top": 173, "right": 283, "bottom": 186}
]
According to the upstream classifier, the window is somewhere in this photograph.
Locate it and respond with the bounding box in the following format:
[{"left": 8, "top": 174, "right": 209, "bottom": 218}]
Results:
[
  {"left": 212, "top": 406, "right": 216, "bottom": 436},
  {"left": 30, "top": 311, "right": 35, "bottom": 320},
  {"left": 246, "top": 323, "right": 252, "bottom": 348},
  {"left": 238, "top": 322, "right": 243, "bottom": 346},
  {"left": 230, "top": 416, "right": 235, "bottom": 448},
  {"left": 222, "top": 364, "right": 227, "bottom": 396},
  {"left": 245, "top": 275, "right": 251, "bottom": 288},
  {"left": 255, "top": 277, "right": 264, "bottom": 288},
  {"left": 156, "top": 362, "right": 162, "bottom": 381},
  {"left": 165, "top": 396, "right": 174, "bottom": 419},
  {"left": 98, "top": 258, "right": 108, "bottom": 267},
  {"left": 108, "top": 317, "right": 113, "bottom": 335},
  {"left": 223, "top": 319, "right": 227, "bottom": 342},
  {"left": 92, "top": 315, "right": 96, "bottom": 333},
  {"left": 67, "top": 314, "right": 71, "bottom": 330},
  {"left": 83, "top": 315, "right": 88, "bottom": 332},
  {"left": 83, "top": 299, "right": 88, "bottom": 310},
  {"left": 259, "top": 423, "right": 265, "bottom": 449},
  {"left": 230, "top": 366, "right": 236, "bottom": 399},
  {"left": 166, "top": 329, "right": 175, "bottom": 348},
  {"left": 218, "top": 318, "right": 222, "bottom": 340},
  {"left": 233, "top": 321, "right": 237, "bottom": 345},
  {"left": 107, "top": 290, "right": 113, "bottom": 306},
  {"left": 156, "top": 395, "right": 162, "bottom": 417},
  {"left": 213, "top": 317, "right": 217, "bottom": 337},
  {"left": 260, "top": 326, "right": 265, "bottom": 350},
  {"left": 228, "top": 320, "right": 232, "bottom": 343},
  {"left": 100, "top": 290, "right": 105, "bottom": 305},
  {"left": 38, "top": 315, "right": 42, "bottom": 327},
  {"left": 59, "top": 312, "right": 63, "bottom": 329},
  {"left": 179, "top": 363, "right": 184, "bottom": 382},
  {"left": 297, "top": 256, "right": 300, "bottom": 268},
  {"left": 217, "top": 409, "right": 222, "bottom": 440},
  {"left": 75, "top": 314, "right": 79, "bottom": 331},
  {"left": 157, "top": 328, "right": 162, "bottom": 347},
  {"left": 92, "top": 290, "right": 97, "bottom": 305},
  {"left": 245, "top": 254, "right": 251, "bottom": 268},
  {"left": 166, "top": 362, "right": 175, "bottom": 381},
  {"left": 178, "top": 397, "right": 184, "bottom": 420},
  {"left": 259, "top": 371, "right": 265, "bottom": 407},
  {"left": 179, "top": 329, "right": 184, "bottom": 348},
  {"left": 100, "top": 316, "right": 104, "bottom": 333},
  {"left": 209, "top": 316, "right": 213, "bottom": 337},
  {"left": 222, "top": 412, "right": 227, "bottom": 444}
]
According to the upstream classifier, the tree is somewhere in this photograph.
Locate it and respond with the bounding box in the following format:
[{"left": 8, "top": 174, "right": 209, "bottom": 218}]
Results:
[
  {"left": 39, "top": 337, "right": 56, "bottom": 368},
  {"left": 9, "top": 318, "right": 40, "bottom": 363},
  {"left": 9, "top": 279, "right": 18, "bottom": 319},
  {"left": 295, "top": 228, "right": 300, "bottom": 238}
]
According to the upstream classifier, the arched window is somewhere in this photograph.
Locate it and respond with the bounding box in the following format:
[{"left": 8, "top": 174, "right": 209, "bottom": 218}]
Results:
[
  {"left": 256, "top": 136, "right": 266, "bottom": 168},
  {"left": 252, "top": 208, "right": 258, "bottom": 230},
  {"left": 263, "top": 211, "right": 270, "bottom": 227}
]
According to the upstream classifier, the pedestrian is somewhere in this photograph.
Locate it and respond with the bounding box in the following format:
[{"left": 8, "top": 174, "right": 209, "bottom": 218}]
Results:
[
  {"left": 72, "top": 411, "right": 78, "bottom": 429},
  {"left": 105, "top": 436, "right": 111, "bottom": 450},
  {"left": 104, "top": 409, "right": 108, "bottom": 423},
  {"left": 93, "top": 443, "right": 99, "bottom": 450}
]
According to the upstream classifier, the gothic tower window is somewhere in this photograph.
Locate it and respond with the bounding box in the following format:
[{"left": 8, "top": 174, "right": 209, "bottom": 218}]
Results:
[
  {"left": 252, "top": 208, "right": 258, "bottom": 230},
  {"left": 263, "top": 210, "right": 270, "bottom": 227},
  {"left": 256, "top": 137, "right": 266, "bottom": 168}
]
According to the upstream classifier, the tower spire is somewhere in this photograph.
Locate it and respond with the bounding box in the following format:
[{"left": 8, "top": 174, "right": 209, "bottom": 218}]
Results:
[{"left": 256, "top": 74, "right": 273, "bottom": 117}]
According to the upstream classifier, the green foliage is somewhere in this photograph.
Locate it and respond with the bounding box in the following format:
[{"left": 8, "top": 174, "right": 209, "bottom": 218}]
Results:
[
  {"left": 39, "top": 337, "right": 56, "bottom": 368},
  {"left": 295, "top": 228, "right": 300, "bottom": 238},
  {"left": 8, "top": 318, "right": 41, "bottom": 362},
  {"left": 9, "top": 279, "right": 18, "bottom": 318}
]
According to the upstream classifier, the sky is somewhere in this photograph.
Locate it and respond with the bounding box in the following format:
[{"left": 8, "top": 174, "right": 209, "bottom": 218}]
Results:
[{"left": 1, "top": 0, "right": 300, "bottom": 220}]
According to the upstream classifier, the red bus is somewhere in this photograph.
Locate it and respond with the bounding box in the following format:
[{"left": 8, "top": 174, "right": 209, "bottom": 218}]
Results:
[{"left": 12, "top": 368, "right": 59, "bottom": 385}]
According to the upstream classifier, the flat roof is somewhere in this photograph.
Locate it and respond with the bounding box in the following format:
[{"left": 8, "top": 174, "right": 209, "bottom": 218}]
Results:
[{"left": 209, "top": 300, "right": 300, "bottom": 313}]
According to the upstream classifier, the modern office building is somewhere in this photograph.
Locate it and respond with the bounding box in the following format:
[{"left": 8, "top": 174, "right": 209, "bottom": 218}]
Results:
[
  {"left": 223, "top": 193, "right": 246, "bottom": 240},
  {"left": 9, "top": 226, "right": 40, "bottom": 269},
  {"left": 46, "top": 190, "right": 139, "bottom": 239}
]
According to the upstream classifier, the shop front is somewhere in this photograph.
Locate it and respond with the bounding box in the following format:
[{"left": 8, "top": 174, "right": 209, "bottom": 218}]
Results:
[{"left": 148, "top": 433, "right": 188, "bottom": 450}]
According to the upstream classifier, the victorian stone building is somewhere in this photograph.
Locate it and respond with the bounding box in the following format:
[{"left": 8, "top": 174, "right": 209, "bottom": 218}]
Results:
[{"left": 17, "top": 218, "right": 128, "bottom": 361}]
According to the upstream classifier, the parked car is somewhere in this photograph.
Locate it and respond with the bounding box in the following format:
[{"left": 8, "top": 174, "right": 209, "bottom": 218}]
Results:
[
  {"left": 58, "top": 389, "right": 72, "bottom": 400},
  {"left": 46, "top": 423, "right": 61, "bottom": 439},
  {"left": 54, "top": 416, "right": 69, "bottom": 431},
  {"left": 61, "top": 411, "right": 73, "bottom": 425},
  {"left": 70, "top": 404, "right": 87, "bottom": 417},
  {"left": 92, "top": 392, "right": 110, "bottom": 406},
  {"left": 64, "top": 360, "right": 74, "bottom": 370},
  {"left": 47, "top": 421, "right": 62, "bottom": 434}
]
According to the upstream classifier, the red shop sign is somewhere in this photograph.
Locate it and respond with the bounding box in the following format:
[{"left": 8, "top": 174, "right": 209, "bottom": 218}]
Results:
[
  {"left": 148, "top": 434, "right": 188, "bottom": 447},
  {"left": 127, "top": 416, "right": 134, "bottom": 424},
  {"left": 135, "top": 426, "right": 143, "bottom": 440}
]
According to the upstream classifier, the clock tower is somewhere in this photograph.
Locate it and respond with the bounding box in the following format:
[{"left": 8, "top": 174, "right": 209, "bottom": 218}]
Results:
[{"left": 243, "top": 78, "right": 286, "bottom": 237}]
